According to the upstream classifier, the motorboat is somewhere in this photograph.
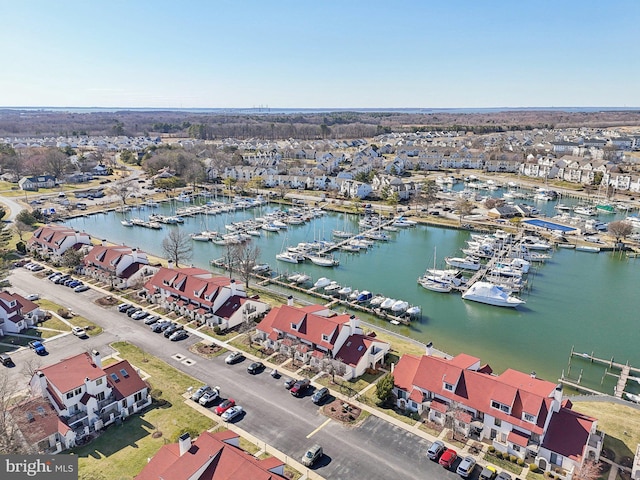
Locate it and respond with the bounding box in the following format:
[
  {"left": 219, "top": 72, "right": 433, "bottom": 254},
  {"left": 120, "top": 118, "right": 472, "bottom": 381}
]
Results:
[
  {"left": 521, "top": 236, "right": 552, "bottom": 250},
  {"left": 461, "top": 281, "right": 525, "bottom": 308},
  {"left": 369, "top": 295, "right": 386, "bottom": 306},
  {"left": 348, "top": 289, "right": 360, "bottom": 301},
  {"left": 574, "top": 206, "right": 596, "bottom": 216},
  {"left": 295, "top": 274, "right": 312, "bottom": 284},
  {"left": 380, "top": 298, "right": 396, "bottom": 310},
  {"left": 405, "top": 306, "right": 421, "bottom": 316},
  {"left": 252, "top": 263, "right": 271, "bottom": 274},
  {"left": 262, "top": 223, "right": 280, "bottom": 232},
  {"left": 121, "top": 219, "right": 133, "bottom": 227},
  {"left": 313, "top": 277, "right": 332, "bottom": 289},
  {"left": 324, "top": 282, "right": 341, "bottom": 292},
  {"left": 356, "top": 291, "right": 373, "bottom": 303},
  {"left": 276, "top": 251, "right": 305, "bottom": 264},
  {"left": 444, "top": 256, "right": 481, "bottom": 271},
  {"left": 288, "top": 273, "right": 302, "bottom": 282},
  {"left": 341, "top": 244, "right": 362, "bottom": 252},
  {"left": 337, "top": 286, "right": 352, "bottom": 296},
  {"left": 390, "top": 300, "right": 409, "bottom": 313},
  {"left": 392, "top": 216, "right": 417, "bottom": 228},
  {"left": 246, "top": 229, "right": 262, "bottom": 237},
  {"left": 308, "top": 253, "right": 340, "bottom": 267},
  {"left": 624, "top": 392, "right": 640, "bottom": 403}
]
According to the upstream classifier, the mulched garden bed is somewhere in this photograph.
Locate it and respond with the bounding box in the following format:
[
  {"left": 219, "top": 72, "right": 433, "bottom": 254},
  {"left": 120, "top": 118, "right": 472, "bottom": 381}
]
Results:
[
  {"left": 96, "top": 296, "right": 120, "bottom": 307},
  {"left": 190, "top": 342, "right": 224, "bottom": 358},
  {"left": 322, "top": 399, "right": 362, "bottom": 424}
]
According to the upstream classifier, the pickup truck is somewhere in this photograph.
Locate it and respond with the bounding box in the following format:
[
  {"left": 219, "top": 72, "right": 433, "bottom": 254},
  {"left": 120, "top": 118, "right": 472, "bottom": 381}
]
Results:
[
  {"left": 290, "top": 378, "right": 311, "bottom": 397},
  {"left": 29, "top": 340, "right": 47, "bottom": 355}
]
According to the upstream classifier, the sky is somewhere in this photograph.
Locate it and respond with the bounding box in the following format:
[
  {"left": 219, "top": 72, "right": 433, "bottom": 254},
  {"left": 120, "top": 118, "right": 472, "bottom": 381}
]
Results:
[{"left": 1, "top": 0, "right": 639, "bottom": 109}]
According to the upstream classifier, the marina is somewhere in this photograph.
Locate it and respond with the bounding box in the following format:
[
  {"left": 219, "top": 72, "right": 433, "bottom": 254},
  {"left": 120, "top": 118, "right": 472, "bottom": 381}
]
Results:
[{"left": 62, "top": 192, "right": 640, "bottom": 391}]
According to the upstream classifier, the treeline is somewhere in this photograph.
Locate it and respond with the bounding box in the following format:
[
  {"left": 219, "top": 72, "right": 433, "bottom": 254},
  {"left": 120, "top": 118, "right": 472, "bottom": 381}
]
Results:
[{"left": 1, "top": 109, "right": 640, "bottom": 139}]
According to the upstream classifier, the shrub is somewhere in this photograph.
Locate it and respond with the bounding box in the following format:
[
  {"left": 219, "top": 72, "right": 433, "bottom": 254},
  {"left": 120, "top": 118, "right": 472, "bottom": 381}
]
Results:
[
  {"left": 16, "top": 241, "right": 26, "bottom": 253},
  {"left": 509, "top": 455, "right": 518, "bottom": 463},
  {"left": 495, "top": 451, "right": 503, "bottom": 459},
  {"left": 517, "top": 459, "right": 525, "bottom": 467},
  {"left": 529, "top": 464, "right": 539, "bottom": 473},
  {"left": 488, "top": 446, "right": 495, "bottom": 453},
  {"left": 57, "top": 308, "right": 71, "bottom": 319},
  {"left": 213, "top": 325, "right": 222, "bottom": 335}
]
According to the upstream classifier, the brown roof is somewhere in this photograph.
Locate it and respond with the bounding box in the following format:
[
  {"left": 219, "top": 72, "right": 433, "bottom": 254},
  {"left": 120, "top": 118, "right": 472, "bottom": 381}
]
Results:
[
  {"left": 12, "top": 397, "right": 70, "bottom": 447},
  {"left": 135, "top": 430, "right": 286, "bottom": 480},
  {"left": 214, "top": 295, "right": 247, "bottom": 319},
  {"left": 104, "top": 360, "right": 148, "bottom": 400},
  {"left": 39, "top": 353, "right": 104, "bottom": 394},
  {"left": 541, "top": 408, "right": 596, "bottom": 460},
  {"left": 0, "top": 292, "right": 39, "bottom": 316},
  {"left": 334, "top": 334, "right": 375, "bottom": 367}
]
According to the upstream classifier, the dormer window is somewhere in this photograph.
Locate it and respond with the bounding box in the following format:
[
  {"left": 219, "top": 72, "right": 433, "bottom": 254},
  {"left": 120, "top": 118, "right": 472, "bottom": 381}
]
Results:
[
  {"left": 523, "top": 412, "right": 536, "bottom": 423},
  {"left": 322, "top": 334, "right": 330, "bottom": 342},
  {"left": 443, "top": 382, "right": 454, "bottom": 391},
  {"left": 491, "top": 400, "right": 511, "bottom": 414},
  {"left": 10, "top": 300, "right": 16, "bottom": 308},
  {"left": 291, "top": 323, "right": 297, "bottom": 330}
]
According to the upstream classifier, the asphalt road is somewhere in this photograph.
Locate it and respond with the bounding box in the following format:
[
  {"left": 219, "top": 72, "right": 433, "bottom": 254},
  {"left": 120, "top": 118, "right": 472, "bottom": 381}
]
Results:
[{"left": 8, "top": 268, "right": 480, "bottom": 480}]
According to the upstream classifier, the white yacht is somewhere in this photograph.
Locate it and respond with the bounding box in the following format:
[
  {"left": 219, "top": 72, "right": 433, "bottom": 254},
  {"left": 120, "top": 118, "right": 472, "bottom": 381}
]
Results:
[
  {"left": 462, "top": 282, "right": 525, "bottom": 308},
  {"left": 313, "top": 277, "right": 332, "bottom": 289},
  {"left": 276, "top": 251, "right": 305, "bottom": 264},
  {"left": 444, "top": 256, "right": 481, "bottom": 271},
  {"left": 380, "top": 298, "right": 397, "bottom": 310},
  {"left": 308, "top": 253, "right": 340, "bottom": 267}
]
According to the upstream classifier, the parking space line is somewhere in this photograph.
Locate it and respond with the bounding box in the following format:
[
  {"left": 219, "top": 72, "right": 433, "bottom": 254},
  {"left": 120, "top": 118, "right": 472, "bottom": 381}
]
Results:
[{"left": 306, "top": 418, "right": 331, "bottom": 439}]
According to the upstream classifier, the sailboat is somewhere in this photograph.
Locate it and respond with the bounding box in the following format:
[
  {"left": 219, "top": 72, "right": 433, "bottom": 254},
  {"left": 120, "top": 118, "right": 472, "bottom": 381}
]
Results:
[{"left": 418, "top": 247, "right": 461, "bottom": 293}]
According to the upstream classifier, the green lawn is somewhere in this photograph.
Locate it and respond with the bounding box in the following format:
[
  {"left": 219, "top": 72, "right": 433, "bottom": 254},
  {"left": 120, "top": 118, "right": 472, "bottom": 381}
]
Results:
[
  {"left": 483, "top": 452, "right": 524, "bottom": 475},
  {"left": 35, "top": 299, "right": 103, "bottom": 336},
  {"left": 72, "top": 342, "right": 214, "bottom": 480}
]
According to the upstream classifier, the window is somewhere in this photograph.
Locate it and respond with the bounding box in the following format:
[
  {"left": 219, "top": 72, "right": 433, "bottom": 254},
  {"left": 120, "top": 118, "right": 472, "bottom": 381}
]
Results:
[
  {"left": 74, "top": 387, "right": 82, "bottom": 396},
  {"left": 524, "top": 413, "right": 536, "bottom": 423},
  {"left": 290, "top": 323, "right": 297, "bottom": 330},
  {"left": 121, "top": 400, "right": 126, "bottom": 408},
  {"left": 134, "top": 391, "right": 143, "bottom": 402},
  {"left": 444, "top": 383, "right": 453, "bottom": 391},
  {"left": 66, "top": 392, "right": 74, "bottom": 399},
  {"left": 120, "top": 369, "right": 129, "bottom": 378},
  {"left": 491, "top": 400, "right": 501, "bottom": 410},
  {"left": 494, "top": 418, "right": 501, "bottom": 427},
  {"left": 96, "top": 392, "right": 105, "bottom": 402},
  {"left": 110, "top": 373, "right": 119, "bottom": 382},
  {"left": 96, "top": 378, "right": 103, "bottom": 386},
  {"left": 321, "top": 334, "right": 329, "bottom": 342},
  {"left": 512, "top": 445, "right": 520, "bottom": 452}
]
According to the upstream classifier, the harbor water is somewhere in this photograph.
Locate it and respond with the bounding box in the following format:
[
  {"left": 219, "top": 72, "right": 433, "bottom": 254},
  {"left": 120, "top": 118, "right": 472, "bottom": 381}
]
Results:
[{"left": 64, "top": 196, "right": 640, "bottom": 393}]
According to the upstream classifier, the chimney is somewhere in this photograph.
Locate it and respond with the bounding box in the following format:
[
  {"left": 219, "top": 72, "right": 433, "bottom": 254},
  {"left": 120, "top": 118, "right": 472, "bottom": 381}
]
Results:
[
  {"left": 349, "top": 314, "right": 358, "bottom": 330},
  {"left": 178, "top": 432, "right": 191, "bottom": 456},
  {"left": 426, "top": 341, "right": 433, "bottom": 356},
  {"left": 230, "top": 279, "right": 237, "bottom": 296},
  {"left": 101, "top": 239, "right": 107, "bottom": 246},
  {"left": 287, "top": 295, "right": 293, "bottom": 306},
  {"left": 91, "top": 349, "right": 102, "bottom": 368},
  {"left": 167, "top": 260, "right": 174, "bottom": 269},
  {"left": 530, "top": 371, "right": 537, "bottom": 379},
  {"left": 131, "top": 248, "right": 138, "bottom": 262}
]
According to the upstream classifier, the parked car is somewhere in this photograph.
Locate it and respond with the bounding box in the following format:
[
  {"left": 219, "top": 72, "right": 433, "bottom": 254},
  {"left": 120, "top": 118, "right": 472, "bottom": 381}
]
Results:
[
  {"left": 198, "top": 386, "right": 221, "bottom": 406},
  {"left": 74, "top": 285, "right": 89, "bottom": 293},
  {"left": 151, "top": 321, "right": 171, "bottom": 333},
  {"left": 496, "top": 472, "right": 512, "bottom": 480},
  {"left": 456, "top": 456, "right": 476, "bottom": 477},
  {"left": 126, "top": 307, "right": 142, "bottom": 317},
  {"left": 143, "top": 315, "right": 159, "bottom": 325},
  {"left": 71, "top": 326, "right": 87, "bottom": 338},
  {"left": 131, "top": 310, "right": 149, "bottom": 320},
  {"left": 0, "top": 353, "right": 14, "bottom": 367},
  {"left": 220, "top": 405, "right": 243, "bottom": 422},
  {"left": 215, "top": 398, "right": 236, "bottom": 416},
  {"left": 54, "top": 275, "right": 70, "bottom": 284},
  {"left": 31, "top": 264, "right": 44, "bottom": 272},
  {"left": 28, "top": 340, "right": 47, "bottom": 355},
  {"left": 67, "top": 280, "right": 82, "bottom": 288},
  {"left": 26, "top": 293, "right": 40, "bottom": 301},
  {"left": 479, "top": 466, "right": 498, "bottom": 480},
  {"left": 225, "top": 351, "right": 244, "bottom": 364},
  {"left": 164, "top": 324, "right": 183, "bottom": 337},
  {"left": 290, "top": 378, "right": 310, "bottom": 397},
  {"left": 170, "top": 330, "right": 188, "bottom": 341},
  {"left": 438, "top": 448, "right": 457, "bottom": 469},
  {"left": 48, "top": 273, "right": 61, "bottom": 281},
  {"left": 191, "top": 385, "right": 212, "bottom": 402},
  {"left": 427, "top": 440, "right": 445, "bottom": 460},
  {"left": 284, "top": 378, "right": 296, "bottom": 389},
  {"left": 311, "top": 387, "right": 329, "bottom": 404},
  {"left": 301, "top": 444, "right": 323, "bottom": 467},
  {"left": 246, "top": 361, "right": 264, "bottom": 374},
  {"left": 117, "top": 303, "right": 132, "bottom": 313}
]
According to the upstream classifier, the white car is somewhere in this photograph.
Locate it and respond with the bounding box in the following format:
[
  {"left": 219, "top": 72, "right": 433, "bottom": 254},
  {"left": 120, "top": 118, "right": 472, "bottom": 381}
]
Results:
[
  {"left": 26, "top": 294, "right": 40, "bottom": 301},
  {"left": 220, "top": 405, "right": 243, "bottom": 422},
  {"left": 198, "top": 386, "right": 221, "bottom": 406},
  {"left": 72, "top": 327, "right": 87, "bottom": 338}
]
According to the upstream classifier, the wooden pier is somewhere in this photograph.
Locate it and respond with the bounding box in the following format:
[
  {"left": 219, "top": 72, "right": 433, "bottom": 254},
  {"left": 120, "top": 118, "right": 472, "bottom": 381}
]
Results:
[{"left": 567, "top": 346, "right": 640, "bottom": 398}]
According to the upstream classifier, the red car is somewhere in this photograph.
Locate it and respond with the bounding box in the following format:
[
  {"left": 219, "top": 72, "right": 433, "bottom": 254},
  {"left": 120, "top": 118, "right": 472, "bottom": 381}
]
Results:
[
  {"left": 215, "top": 399, "right": 235, "bottom": 416},
  {"left": 438, "top": 448, "right": 457, "bottom": 469}
]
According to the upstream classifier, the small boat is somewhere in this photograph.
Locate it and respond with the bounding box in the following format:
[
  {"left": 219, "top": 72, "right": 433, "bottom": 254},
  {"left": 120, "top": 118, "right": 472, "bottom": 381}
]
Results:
[
  {"left": 262, "top": 223, "right": 280, "bottom": 232},
  {"left": 314, "top": 277, "right": 332, "bottom": 288},
  {"left": 380, "top": 298, "right": 396, "bottom": 310},
  {"left": 332, "top": 230, "right": 354, "bottom": 238},
  {"left": 337, "top": 286, "right": 352, "bottom": 296},
  {"left": 308, "top": 253, "right": 340, "bottom": 267},
  {"left": 576, "top": 246, "right": 600, "bottom": 253},
  {"left": 348, "top": 289, "right": 360, "bottom": 301},
  {"left": 419, "top": 277, "right": 453, "bottom": 293},
  {"left": 356, "top": 291, "right": 373, "bottom": 303},
  {"left": 557, "top": 244, "right": 576, "bottom": 249},
  {"left": 369, "top": 295, "right": 385, "bottom": 306},
  {"left": 596, "top": 204, "right": 615, "bottom": 214},
  {"left": 445, "top": 256, "right": 481, "bottom": 271},
  {"left": 121, "top": 219, "right": 133, "bottom": 227},
  {"left": 390, "top": 300, "right": 409, "bottom": 313},
  {"left": 252, "top": 263, "right": 271, "bottom": 273},
  {"left": 554, "top": 203, "right": 572, "bottom": 211},
  {"left": 462, "top": 282, "right": 525, "bottom": 308},
  {"left": 624, "top": 392, "right": 640, "bottom": 403},
  {"left": 324, "top": 282, "right": 341, "bottom": 292},
  {"left": 296, "top": 274, "right": 311, "bottom": 284},
  {"left": 276, "top": 252, "right": 305, "bottom": 264},
  {"left": 406, "top": 306, "right": 421, "bottom": 316},
  {"left": 246, "top": 229, "right": 262, "bottom": 237},
  {"left": 573, "top": 206, "right": 596, "bottom": 216},
  {"left": 382, "top": 225, "right": 399, "bottom": 232}
]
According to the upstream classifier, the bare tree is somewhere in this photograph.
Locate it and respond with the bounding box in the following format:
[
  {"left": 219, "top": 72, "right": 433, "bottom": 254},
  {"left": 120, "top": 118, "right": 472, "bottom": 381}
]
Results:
[
  {"left": 454, "top": 198, "right": 475, "bottom": 224},
  {"left": 445, "top": 401, "right": 469, "bottom": 442},
  {"left": 607, "top": 220, "right": 633, "bottom": 243},
  {"left": 13, "top": 221, "right": 31, "bottom": 242},
  {"left": 574, "top": 459, "right": 602, "bottom": 480},
  {"left": 110, "top": 177, "right": 138, "bottom": 205},
  {"left": 420, "top": 179, "right": 439, "bottom": 212},
  {"left": 0, "top": 370, "right": 29, "bottom": 454},
  {"left": 232, "top": 243, "right": 261, "bottom": 288},
  {"left": 162, "top": 229, "right": 193, "bottom": 267},
  {"left": 44, "top": 148, "right": 70, "bottom": 179}
]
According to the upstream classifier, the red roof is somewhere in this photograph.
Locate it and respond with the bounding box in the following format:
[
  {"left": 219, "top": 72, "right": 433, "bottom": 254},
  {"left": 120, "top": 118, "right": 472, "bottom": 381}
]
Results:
[
  {"left": 12, "top": 397, "right": 71, "bottom": 446},
  {"left": 393, "top": 353, "right": 558, "bottom": 435},
  {"left": 104, "top": 360, "right": 148, "bottom": 400},
  {"left": 256, "top": 304, "right": 351, "bottom": 350},
  {"left": 27, "top": 224, "right": 90, "bottom": 251},
  {"left": 135, "top": 430, "right": 286, "bottom": 480},
  {"left": 84, "top": 245, "right": 148, "bottom": 276},
  {"left": 542, "top": 407, "right": 596, "bottom": 461},
  {"left": 508, "top": 430, "right": 530, "bottom": 447},
  {"left": 144, "top": 267, "right": 231, "bottom": 308},
  {"left": 40, "top": 353, "right": 105, "bottom": 394}
]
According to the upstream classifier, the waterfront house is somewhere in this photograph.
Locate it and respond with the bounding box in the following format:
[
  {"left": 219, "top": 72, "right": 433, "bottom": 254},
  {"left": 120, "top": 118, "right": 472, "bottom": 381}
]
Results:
[
  {"left": 27, "top": 224, "right": 92, "bottom": 262},
  {"left": 253, "top": 301, "right": 389, "bottom": 380},
  {"left": 18, "top": 175, "right": 57, "bottom": 191},
  {"left": 135, "top": 430, "right": 287, "bottom": 480},
  {"left": 81, "top": 244, "right": 156, "bottom": 289},
  {"left": 29, "top": 350, "right": 151, "bottom": 445},
  {"left": 392, "top": 350, "right": 603, "bottom": 478},
  {"left": 143, "top": 267, "right": 268, "bottom": 330},
  {"left": 0, "top": 291, "right": 43, "bottom": 335}
]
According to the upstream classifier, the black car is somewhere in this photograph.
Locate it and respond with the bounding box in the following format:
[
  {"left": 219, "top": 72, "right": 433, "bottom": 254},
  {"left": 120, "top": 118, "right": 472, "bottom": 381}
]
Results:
[
  {"left": 284, "top": 378, "right": 296, "bottom": 389},
  {"left": 170, "top": 330, "right": 188, "bottom": 341},
  {"left": 127, "top": 307, "right": 142, "bottom": 317},
  {"left": 164, "top": 324, "right": 183, "bottom": 338},
  {"left": 151, "top": 321, "right": 171, "bottom": 333},
  {"left": 117, "top": 303, "right": 132, "bottom": 313},
  {"left": 246, "top": 362, "right": 265, "bottom": 374},
  {"left": 311, "top": 387, "right": 329, "bottom": 404}
]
